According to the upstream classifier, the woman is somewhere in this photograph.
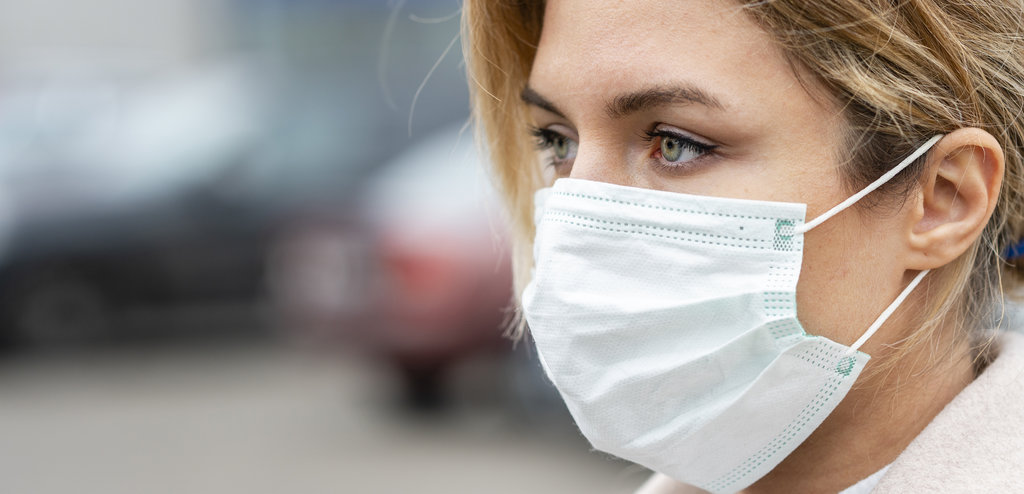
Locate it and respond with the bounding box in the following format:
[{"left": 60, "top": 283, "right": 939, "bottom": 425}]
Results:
[{"left": 461, "top": 1, "right": 1024, "bottom": 493}]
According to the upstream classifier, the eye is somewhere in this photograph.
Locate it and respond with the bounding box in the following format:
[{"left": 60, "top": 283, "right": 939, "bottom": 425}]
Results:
[
  {"left": 529, "top": 126, "right": 578, "bottom": 170},
  {"left": 643, "top": 127, "right": 717, "bottom": 167},
  {"left": 660, "top": 135, "right": 689, "bottom": 162},
  {"left": 552, "top": 134, "right": 574, "bottom": 160}
]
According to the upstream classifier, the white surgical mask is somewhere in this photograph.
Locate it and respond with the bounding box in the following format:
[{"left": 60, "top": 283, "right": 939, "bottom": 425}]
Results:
[{"left": 521, "top": 136, "right": 942, "bottom": 494}]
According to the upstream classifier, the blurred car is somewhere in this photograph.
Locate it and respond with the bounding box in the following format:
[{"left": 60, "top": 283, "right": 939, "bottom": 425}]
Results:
[
  {"left": 0, "top": 63, "right": 381, "bottom": 347},
  {"left": 268, "top": 124, "right": 513, "bottom": 408},
  {"left": 0, "top": 0, "right": 479, "bottom": 351}
]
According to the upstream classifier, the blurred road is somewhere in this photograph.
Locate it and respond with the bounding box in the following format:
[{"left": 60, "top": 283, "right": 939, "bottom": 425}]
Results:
[{"left": 0, "top": 339, "right": 650, "bottom": 494}]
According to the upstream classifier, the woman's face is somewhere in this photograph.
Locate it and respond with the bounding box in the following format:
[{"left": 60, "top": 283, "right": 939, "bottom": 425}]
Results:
[{"left": 526, "top": 0, "right": 914, "bottom": 353}]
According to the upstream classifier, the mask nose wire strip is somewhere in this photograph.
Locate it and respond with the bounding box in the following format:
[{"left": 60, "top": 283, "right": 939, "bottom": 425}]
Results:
[
  {"left": 844, "top": 269, "right": 930, "bottom": 356},
  {"left": 793, "top": 134, "right": 944, "bottom": 235}
]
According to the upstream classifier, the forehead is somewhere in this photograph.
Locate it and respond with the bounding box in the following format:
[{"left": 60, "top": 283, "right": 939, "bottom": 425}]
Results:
[{"left": 530, "top": 0, "right": 827, "bottom": 122}]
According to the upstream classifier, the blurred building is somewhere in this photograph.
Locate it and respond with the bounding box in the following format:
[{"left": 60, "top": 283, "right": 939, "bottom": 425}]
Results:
[{"left": 0, "top": 0, "right": 229, "bottom": 72}]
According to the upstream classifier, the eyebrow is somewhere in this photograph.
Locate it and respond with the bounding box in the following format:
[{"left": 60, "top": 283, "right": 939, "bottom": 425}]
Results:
[
  {"left": 606, "top": 85, "right": 725, "bottom": 118},
  {"left": 520, "top": 84, "right": 726, "bottom": 120},
  {"left": 520, "top": 86, "right": 567, "bottom": 119}
]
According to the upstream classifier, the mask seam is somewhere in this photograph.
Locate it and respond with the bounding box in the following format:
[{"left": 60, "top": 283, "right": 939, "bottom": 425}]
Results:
[
  {"left": 545, "top": 216, "right": 776, "bottom": 251},
  {"left": 764, "top": 256, "right": 804, "bottom": 344},
  {"left": 546, "top": 210, "right": 771, "bottom": 245},
  {"left": 553, "top": 191, "right": 796, "bottom": 222}
]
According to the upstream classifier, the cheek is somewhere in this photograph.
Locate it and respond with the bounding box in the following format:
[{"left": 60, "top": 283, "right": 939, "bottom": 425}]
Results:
[
  {"left": 795, "top": 224, "right": 864, "bottom": 343},
  {"left": 794, "top": 213, "right": 909, "bottom": 345}
]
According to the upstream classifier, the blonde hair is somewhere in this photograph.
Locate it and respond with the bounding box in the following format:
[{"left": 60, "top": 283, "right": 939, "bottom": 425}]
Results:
[{"left": 462, "top": 0, "right": 1024, "bottom": 363}]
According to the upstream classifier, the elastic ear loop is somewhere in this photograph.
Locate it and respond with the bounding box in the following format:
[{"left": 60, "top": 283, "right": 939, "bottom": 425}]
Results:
[
  {"left": 782, "top": 135, "right": 942, "bottom": 356},
  {"left": 844, "top": 269, "right": 929, "bottom": 356},
  {"left": 794, "top": 134, "right": 944, "bottom": 235}
]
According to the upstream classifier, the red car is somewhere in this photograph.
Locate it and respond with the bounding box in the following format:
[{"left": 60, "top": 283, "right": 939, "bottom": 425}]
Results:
[{"left": 268, "top": 125, "right": 513, "bottom": 408}]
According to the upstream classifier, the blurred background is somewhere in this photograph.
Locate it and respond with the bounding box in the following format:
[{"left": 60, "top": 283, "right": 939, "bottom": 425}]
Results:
[{"left": 0, "top": 1, "right": 652, "bottom": 493}]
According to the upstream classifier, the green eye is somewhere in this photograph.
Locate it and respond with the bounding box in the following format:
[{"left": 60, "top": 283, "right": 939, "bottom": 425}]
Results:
[
  {"left": 528, "top": 126, "right": 579, "bottom": 168},
  {"left": 645, "top": 128, "right": 716, "bottom": 166},
  {"left": 661, "top": 136, "right": 684, "bottom": 162},
  {"left": 554, "top": 135, "right": 571, "bottom": 160}
]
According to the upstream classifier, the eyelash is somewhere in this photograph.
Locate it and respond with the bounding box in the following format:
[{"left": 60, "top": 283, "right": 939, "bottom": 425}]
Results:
[
  {"left": 640, "top": 129, "right": 717, "bottom": 158},
  {"left": 529, "top": 126, "right": 558, "bottom": 147},
  {"left": 528, "top": 125, "right": 719, "bottom": 172},
  {"left": 529, "top": 126, "right": 574, "bottom": 168}
]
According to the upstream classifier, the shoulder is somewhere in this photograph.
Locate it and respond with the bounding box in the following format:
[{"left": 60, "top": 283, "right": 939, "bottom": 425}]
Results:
[{"left": 874, "top": 330, "right": 1024, "bottom": 492}]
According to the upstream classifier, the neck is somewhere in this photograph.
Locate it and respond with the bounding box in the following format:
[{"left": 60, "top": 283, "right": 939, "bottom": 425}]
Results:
[{"left": 741, "top": 331, "right": 975, "bottom": 494}]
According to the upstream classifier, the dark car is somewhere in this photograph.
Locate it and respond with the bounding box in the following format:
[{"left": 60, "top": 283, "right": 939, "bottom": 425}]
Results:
[{"left": 0, "top": 64, "right": 376, "bottom": 347}]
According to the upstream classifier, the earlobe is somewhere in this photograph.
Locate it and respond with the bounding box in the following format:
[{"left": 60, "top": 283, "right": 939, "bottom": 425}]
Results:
[{"left": 906, "top": 128, "right": 1004, "bottom": 270}]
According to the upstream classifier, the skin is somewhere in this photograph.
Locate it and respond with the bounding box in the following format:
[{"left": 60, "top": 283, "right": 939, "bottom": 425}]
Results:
[{"left": 525, "top": 0, "right": 1004, "bottom": 492}]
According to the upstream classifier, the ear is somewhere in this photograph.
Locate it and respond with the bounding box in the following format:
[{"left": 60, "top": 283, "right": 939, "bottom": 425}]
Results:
[{"left": 905, "top": 128, "right": 1004, "bottom": 270}]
